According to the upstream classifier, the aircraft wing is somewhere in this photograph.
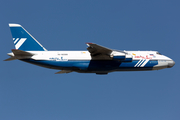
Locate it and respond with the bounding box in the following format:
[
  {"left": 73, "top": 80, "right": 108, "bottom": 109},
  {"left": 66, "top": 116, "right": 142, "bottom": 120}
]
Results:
[{"left": 86, "top": 43, "right": 113, "bottom": 60}]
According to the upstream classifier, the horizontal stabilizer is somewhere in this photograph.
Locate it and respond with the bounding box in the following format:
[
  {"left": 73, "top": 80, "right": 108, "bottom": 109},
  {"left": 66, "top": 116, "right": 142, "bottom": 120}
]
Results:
[
  {"left": 12, "top": 49, "right": 34, "bottom": 56},
  {"left": 4, "top": 57, "right": 17, "bottom": 61},
  {"left": 55, "top": 70, "right": 72, "bottom": 74},
  {"left": 5, "top": 49, "right": 34, "bottom": 61}
]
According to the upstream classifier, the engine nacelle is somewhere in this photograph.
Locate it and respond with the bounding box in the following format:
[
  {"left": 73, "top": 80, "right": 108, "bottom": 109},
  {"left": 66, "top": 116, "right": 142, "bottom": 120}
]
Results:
[
  {"left": 122, "top": 55, "right": 133, "bottom": 62},
  {"left": 111, "top": 51, "right": 132, "bottom": 62},
  {"left": 113, "top": 55, "right": 126, "bottom": 60}
]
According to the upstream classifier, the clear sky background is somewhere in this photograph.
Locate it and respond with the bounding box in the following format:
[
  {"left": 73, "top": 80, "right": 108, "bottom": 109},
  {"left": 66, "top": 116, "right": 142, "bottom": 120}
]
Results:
[{"left": 0, "top": 0, "right": 179, "bottom": 120}]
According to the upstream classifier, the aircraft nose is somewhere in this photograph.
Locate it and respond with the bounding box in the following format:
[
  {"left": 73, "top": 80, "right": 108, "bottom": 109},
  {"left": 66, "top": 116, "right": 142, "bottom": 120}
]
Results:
[{"left": 168, "top": 60, "right": 175, "bottom": 68}]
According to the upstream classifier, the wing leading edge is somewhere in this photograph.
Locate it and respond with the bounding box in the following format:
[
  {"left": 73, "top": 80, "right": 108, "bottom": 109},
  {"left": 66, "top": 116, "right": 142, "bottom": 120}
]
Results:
[
  {"left": 86, "top": 43, "right": 128, "bottom": 60},
  {"left": 86, "top": 43, "right": 113, "bottom": 60}
]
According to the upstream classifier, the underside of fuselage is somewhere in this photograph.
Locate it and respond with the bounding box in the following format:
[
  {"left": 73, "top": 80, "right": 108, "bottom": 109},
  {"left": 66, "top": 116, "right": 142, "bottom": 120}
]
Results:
[{"left": 21, "top": 59, "right": 160, "bottom": 74}]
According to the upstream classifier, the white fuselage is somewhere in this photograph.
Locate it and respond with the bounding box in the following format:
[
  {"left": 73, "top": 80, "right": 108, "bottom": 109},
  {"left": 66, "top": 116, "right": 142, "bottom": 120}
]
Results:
[{"left": 8, "top": 50, "right": 175, "bottom": 72}]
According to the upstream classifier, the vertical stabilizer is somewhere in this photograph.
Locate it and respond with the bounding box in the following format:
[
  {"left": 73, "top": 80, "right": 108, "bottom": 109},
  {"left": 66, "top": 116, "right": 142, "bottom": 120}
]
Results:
[{"left": 9, "top": 23, "right": 47, "bottom": 51}]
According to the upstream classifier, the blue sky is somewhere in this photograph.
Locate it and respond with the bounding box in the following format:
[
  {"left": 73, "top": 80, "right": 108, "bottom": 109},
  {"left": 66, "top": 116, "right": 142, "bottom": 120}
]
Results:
[{"left": 0, "top": 0, "right": 179, "bottom": 120}]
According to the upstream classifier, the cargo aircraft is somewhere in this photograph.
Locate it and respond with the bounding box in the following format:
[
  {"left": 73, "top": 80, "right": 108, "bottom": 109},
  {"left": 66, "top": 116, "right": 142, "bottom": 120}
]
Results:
[{"left": 5, "top": 24, "right": 175, "bottom": 74}]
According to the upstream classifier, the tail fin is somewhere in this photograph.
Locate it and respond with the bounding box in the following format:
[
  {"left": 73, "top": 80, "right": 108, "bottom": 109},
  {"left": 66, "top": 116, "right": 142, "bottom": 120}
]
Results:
[{"left": 9, "top": 23, "right": 47, "bottom": 51}]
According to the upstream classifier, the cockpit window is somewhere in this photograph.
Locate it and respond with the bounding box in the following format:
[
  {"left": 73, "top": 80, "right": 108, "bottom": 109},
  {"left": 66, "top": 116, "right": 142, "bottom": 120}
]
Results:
[{"left": 156, "top": 52, "right": 162, "bottom": 55}]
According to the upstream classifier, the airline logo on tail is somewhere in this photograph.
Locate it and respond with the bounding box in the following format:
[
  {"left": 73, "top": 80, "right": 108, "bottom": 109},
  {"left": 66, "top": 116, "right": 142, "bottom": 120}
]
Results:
[
  {"left": 9, "top": 23, "right": 47, "bottom": 51},
  {"left": 13, "top": 38, "right": 27, "bottom": 49}
]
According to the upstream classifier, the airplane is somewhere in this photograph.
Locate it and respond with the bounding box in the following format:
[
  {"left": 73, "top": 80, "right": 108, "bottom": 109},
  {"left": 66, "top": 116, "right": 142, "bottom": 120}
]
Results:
[{"left": 5, "top": 23, "right": 175, "bottom": 74}]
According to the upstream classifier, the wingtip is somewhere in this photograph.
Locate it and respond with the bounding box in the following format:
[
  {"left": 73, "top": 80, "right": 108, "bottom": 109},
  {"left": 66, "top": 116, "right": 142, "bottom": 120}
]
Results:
[
  {"left": 11, "top": 49, "right": 19, "bottom": 51},
  {"left": 86, "top": 43, "right": 95, "bottom": 46},
  {"left": 86, "top": 43, "right": 93, "bottom": 44},
  {"left": 9, "top": 23, "right": 21, "bottom": 27}
]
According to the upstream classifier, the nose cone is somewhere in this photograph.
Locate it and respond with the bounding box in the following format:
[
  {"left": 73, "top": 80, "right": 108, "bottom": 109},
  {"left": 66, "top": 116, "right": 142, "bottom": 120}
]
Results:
[{"left": 168, "top": 60, "right": 175, "bottom": 68}]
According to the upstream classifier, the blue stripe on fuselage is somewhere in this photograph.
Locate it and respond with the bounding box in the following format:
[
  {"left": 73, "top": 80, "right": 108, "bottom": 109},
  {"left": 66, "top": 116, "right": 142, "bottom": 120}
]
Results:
[{"left": 21, "top": 59, "right": 158, "bottom": 71}]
